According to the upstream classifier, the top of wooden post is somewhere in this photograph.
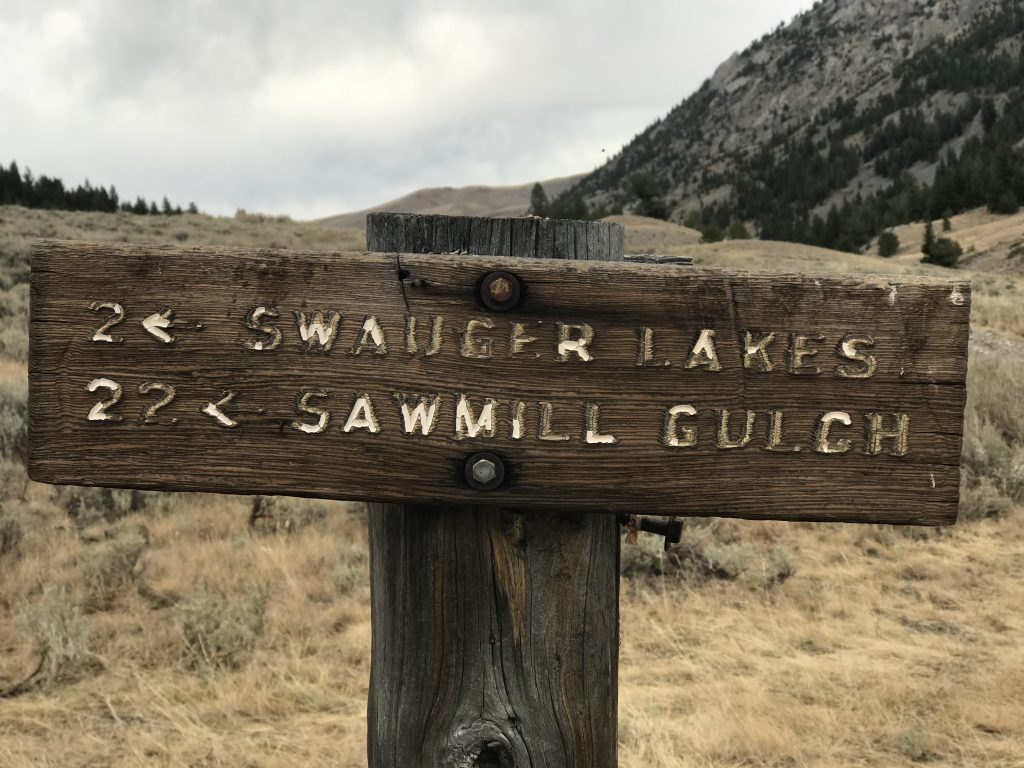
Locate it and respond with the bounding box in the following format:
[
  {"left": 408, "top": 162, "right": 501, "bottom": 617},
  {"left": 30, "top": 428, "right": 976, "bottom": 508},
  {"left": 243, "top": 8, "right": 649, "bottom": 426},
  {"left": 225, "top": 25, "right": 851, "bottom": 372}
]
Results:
[{"left": 365, "top": 212, "right": 625, "bottom": 263}]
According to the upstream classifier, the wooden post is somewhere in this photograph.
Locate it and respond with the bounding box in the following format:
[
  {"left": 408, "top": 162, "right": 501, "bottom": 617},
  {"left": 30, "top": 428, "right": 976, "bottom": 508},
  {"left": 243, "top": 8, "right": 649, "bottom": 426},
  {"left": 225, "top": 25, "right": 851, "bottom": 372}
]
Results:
[{"left": 365, "top": 214, "right": 623, "bottom": 767}]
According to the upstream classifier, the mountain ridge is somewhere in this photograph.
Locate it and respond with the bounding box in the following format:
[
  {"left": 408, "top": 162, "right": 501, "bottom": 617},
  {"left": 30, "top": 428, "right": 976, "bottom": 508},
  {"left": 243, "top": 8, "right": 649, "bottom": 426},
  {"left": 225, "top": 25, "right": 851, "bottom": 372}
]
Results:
[
  {"left": 316, "top": 174, "right": 583, "bottom": 230},
  {"left": 553, "top": 0, "right": 1024, "bottom": 253}
]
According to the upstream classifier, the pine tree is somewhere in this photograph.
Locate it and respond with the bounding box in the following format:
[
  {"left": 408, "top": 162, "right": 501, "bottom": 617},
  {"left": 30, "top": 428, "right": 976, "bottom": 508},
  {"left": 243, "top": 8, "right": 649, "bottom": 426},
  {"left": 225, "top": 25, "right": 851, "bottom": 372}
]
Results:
[
  {"left": 922, "top": 220, "right": 935, "bottom": 258},
  {"left": 528, "top": 183, "right": 549, "bottom": 217}
]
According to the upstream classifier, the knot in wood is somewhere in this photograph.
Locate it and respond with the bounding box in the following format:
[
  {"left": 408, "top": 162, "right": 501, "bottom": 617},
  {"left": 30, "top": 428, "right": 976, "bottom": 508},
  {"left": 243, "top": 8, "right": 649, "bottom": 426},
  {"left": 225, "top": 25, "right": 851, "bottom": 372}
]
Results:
[{"left": 445, "top": 720, "right": 519, "bottom": 768}]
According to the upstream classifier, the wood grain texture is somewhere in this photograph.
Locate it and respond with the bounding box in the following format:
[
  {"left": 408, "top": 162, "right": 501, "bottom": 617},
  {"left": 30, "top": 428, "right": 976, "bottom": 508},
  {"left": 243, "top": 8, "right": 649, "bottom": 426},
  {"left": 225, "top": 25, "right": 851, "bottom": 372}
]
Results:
[
  {"left": 366, "top": 214, "right": 620, "bottom": 767},
  {"left": 368, "top": 506, "right": 619, "bottom": 766},
  {"left": 29, "top": 238, "right": 970, "bottom": 524}
]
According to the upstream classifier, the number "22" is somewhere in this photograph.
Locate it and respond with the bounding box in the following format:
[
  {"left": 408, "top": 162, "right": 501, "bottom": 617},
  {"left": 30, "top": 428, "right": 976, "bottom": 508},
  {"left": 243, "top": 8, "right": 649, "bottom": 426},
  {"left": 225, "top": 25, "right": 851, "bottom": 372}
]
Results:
[{"left": 87, "top": 379, "right": 177, "bottom": 423}]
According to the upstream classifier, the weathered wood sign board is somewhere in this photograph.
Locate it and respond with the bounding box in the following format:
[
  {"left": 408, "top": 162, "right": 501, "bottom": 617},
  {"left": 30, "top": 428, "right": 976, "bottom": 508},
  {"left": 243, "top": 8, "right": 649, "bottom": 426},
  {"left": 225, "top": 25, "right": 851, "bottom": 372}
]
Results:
[{"left": 29, "top": 240, "right": 970, "bottom": 524}]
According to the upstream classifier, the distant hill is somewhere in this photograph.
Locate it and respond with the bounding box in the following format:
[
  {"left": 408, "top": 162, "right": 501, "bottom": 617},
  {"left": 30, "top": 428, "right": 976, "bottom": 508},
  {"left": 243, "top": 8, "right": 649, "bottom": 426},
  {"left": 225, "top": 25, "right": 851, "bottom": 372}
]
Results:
[
  {"left": 554, "top": 0, "right": 1024, "bottom": 254},
  {"left": 317, "top": 174, "right": 584, "bottom": 230}
]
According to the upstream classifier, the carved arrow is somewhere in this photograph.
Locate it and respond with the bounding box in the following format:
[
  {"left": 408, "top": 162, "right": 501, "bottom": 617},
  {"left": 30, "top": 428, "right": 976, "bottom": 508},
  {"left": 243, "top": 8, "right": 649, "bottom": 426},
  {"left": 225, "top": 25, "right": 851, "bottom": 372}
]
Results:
[
  {"left": 202, "top": 391, "right": 239, "bottom": 428},
  {"left": 142, "top": 309, "right": 176, "bottom": 344}
]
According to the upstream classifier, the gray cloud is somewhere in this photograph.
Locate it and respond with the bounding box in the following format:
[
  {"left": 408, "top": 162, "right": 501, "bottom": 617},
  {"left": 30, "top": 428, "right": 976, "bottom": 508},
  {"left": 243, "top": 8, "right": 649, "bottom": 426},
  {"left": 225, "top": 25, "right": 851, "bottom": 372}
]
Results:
[{"left": 0, "top": 0, "right": 809, "bottom": 218}]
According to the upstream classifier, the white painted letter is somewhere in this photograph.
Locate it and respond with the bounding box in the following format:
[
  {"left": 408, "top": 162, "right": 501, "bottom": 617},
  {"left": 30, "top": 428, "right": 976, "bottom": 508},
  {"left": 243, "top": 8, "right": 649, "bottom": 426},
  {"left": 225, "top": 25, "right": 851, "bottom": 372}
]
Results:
[
  {"left": 685, "top": 329, "right": 722, "bottom": 371},
  {"left": 584, "top": 403, "right": 617, "bottom": 445},
  {"left": 455, "top": 395, "right": 496, "bottom": 439},
  {"left": 352, "top": 315, "right": 388, "bottom": 355},
  {"left": 663, "top": 404, "right": 698, "bottom": 448},
  {"left": 342, "top": 393, "right": 381, "bottom": 434},
  {"left": 813, "top": 411, "right": 852, "bottom": 454},
  {"left": 292, "top": 389, "right": 330, "bottom": 434},
  {"left": 557, "top": 323, "right": 594, "bottom": 362},
  {"left": 836, "top": 335, "right": 877, "bottom": 379},
  {"left": 394, "top": 393, "right": 441, "bottom": 436},
  {"left": 245, "top": 306, "right": 282, "bottom": 351},
  {"left": 295, "top": 311, "right": 341, "bottom": 351}
]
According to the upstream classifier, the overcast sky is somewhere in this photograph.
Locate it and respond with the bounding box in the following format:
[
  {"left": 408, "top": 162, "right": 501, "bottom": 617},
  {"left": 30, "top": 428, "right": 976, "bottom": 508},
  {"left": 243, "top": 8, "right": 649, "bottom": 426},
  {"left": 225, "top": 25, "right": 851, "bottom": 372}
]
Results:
[{"left": 1, "top": 0, "right": 810, "bottom": 219}]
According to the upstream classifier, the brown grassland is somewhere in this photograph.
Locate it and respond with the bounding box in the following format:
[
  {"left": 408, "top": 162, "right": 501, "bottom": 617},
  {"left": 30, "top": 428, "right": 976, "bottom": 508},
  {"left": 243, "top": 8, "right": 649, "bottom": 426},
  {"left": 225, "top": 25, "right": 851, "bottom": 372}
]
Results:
[{"left": 1, "top": 207, "right": 1023, "bottom": 766}]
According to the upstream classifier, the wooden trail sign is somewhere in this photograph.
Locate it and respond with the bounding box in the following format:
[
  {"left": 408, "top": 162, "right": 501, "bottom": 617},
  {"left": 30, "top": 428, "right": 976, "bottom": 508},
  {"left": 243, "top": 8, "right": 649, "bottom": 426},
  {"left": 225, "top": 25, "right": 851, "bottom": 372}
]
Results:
[{"left": 29, "top": 237, "right": 969, "bottom": 524}]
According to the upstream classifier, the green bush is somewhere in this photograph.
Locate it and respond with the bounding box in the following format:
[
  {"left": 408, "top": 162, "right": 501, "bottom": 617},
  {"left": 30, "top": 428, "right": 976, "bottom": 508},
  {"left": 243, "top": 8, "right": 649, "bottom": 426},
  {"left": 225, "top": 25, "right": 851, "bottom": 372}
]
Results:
[
  {"left": 703, "top": 541, "right": 756, "bottom": 580},
  {"left": 60, "top": 486, "right": 167, "bottom": 527},
  {"left": 959, "top": 353, "right": 1024, "bottom": 519},
  {"left": 177, "top": 587, "right": 267, "bottom": 669},
  {"left": 922, "top": 236, "right": 963, "bottom": 267},
  {"left": 79, "top": 532, "right": 148, "bottom": 605},
  {"left": 16, "top": 586, "right": 90, "bottom": 674}
]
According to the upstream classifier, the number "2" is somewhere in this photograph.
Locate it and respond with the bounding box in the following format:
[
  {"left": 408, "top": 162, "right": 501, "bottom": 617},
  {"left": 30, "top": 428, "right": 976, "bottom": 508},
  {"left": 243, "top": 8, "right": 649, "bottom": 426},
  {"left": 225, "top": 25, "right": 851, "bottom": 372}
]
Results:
[
  {"left": 139, "top": 382, "right": 177, "bottom": 423},
  {"left": 89, "top": 301, "right": 125, "bottom": 343},
  {"left": 86, "top": 378, "right": 123, "bottom": 421}
]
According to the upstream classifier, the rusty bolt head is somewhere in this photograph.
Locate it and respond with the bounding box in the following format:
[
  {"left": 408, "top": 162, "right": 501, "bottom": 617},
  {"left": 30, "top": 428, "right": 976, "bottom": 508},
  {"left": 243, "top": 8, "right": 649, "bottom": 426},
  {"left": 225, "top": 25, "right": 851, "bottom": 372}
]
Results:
[
  {"left": 489, "top": 277, "right": 513, "bottom": 303},
  {"left": 479, "top": 271, "right": 522, "bottom": 311},
  {"left": 464, "top": 451, "right": 506, "bottom": 491}
]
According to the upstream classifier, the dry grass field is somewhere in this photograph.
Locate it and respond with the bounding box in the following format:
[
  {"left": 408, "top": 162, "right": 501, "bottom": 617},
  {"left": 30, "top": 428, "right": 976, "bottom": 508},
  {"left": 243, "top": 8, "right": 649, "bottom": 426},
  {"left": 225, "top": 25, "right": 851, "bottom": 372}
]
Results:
[{"left": 1, "top": 206, "right": 1023, "bottom": 767}]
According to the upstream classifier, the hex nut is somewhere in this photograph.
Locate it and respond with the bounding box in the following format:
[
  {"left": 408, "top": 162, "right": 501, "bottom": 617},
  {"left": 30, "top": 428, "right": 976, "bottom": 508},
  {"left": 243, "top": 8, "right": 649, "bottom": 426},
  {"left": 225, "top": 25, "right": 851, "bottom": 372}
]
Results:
[
  {"left": 471, "top": 458, "right": 497, "bottom": 485},
  {"left": 464, "top": 451, "right": 506, "bottom": 491}
]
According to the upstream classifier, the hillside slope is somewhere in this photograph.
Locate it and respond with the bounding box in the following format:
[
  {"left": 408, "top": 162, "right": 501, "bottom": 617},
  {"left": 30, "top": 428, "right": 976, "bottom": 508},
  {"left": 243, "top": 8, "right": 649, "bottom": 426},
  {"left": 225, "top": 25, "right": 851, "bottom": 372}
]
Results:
[
  {"left": 558, "top": 0, "right": 1024, "bottom": 253},
  {"left": 316, "top": 174, "right": 583, "bottom": 230}
]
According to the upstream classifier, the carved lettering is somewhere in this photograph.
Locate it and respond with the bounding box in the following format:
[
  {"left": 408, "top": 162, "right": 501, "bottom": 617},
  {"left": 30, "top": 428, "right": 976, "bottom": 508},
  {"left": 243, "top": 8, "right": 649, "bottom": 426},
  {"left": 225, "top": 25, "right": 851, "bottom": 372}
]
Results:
[
  {"left": 245, "top": 306, "right": 282, "bottom": 351},
  {"left": 716, "top": 409, "right": 756, "bottom": 449},
  {"left": 866, "top": 412, "right": 910, "bottom": 456},
  {"left": 584, "top": 403, "right": 617, "bottom": 445},
  {"left": 556, "top": 323, "right": 594, "bottom": 362},
  {"left": 394, "top": 393, "right": 441, "bottom": 436},
  {"left": 89, "top": 301, "right": 125, "bottom": 343},
  {"left": 662, "top": 404, "right": 697, "bottom": 448},
  {"left": 86, "top": 378, "right": 123, "bottom": 422},
  {"left": 460, "top": 319, "right": 495, "bottom": 359},
  {"left": 764, "top": 410, "right": 800, "bottom": 452},
  {"left": 455, "top": 394, "right": 496, "bottom": 439},
  {"left": 293, "top": 389, "right": 330, "bottom": 434},
  {"left": 342, "top": 393, "right": 380, "bottom": 434},
  {"left": 636, "top": 326, "right": 671, "bottom": 367},
  {"left": 510, "top": 401, "right": 527, "bottom": 440},
  {"left": 295, "top": 310, "right": 341, "bottom": 351},
  {"left": 510, "top": 322, "right": 539, "bottom": 356},
  {"left": 836, "top": 335, "right": 877, "bottom": 379},
  {"left": 405, "top": 315, "right": 444, "bottom": 356},
  {"left": 743, "top": 331, "right": 775, "bottom": 372},
  {"left": 686, "top": 329, "right": 722, "bottom": 371},
  {"left": 789, "top": 333, "right": 824, "bottom": 375},
  {"left": 351, "top": 315, "right": 387, "bottom": 355},
  {"left": 814, "top": 411, "right": 852, "bottom": 454},
  {"left": 538, "top": 401, "right": 571, "bottom": 441}
]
